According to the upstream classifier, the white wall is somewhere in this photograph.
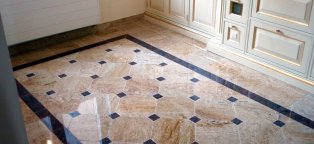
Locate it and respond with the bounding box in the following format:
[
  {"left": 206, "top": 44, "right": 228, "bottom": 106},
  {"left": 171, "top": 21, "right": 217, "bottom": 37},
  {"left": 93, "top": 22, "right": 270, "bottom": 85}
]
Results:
[
  {"left": 100, "top": 0, "right": 146, "bottom": 23},
  {"left": 0, "top": 0, "right": 100, "bottom": 45}
]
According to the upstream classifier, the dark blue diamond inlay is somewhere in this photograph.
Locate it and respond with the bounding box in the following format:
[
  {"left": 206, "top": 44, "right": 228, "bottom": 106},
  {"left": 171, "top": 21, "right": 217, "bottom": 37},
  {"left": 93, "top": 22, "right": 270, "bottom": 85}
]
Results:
[
  {"left": 156, "top": 77, "right": 165, "bottom": 81},
  {"left": 231, "top": 118, "right": 243, "bottom": 125},
  {"left": 26, "top": 73, "right": 35, "bottom": 77},
  {"left": 117, "top": 92, "right": 127, "bottom": 98},
  {"left": 144, "top": 139, "right": 156, "bottom": 144},
  {"left": 190, "top": 78, "right": 199, "bottom": 83},
  {"left": 129, "top": 62, "right": 137, "bottom": 65},
  {"left": 69, "top": 111, "right": 80, "bottom": 118},
  {"left": 134, "top": 49, "right": 141, "bottom": 53},
  {"left": 274, "top": 120, "right": 285, "bottom": 127},
  {"left": 81, "top": 91, "right": 91, "bottom": 96},
  {"left": 189, "top": 116, "right": 201, "bottom": 123},
  {"left": 101, "top": 137, "right": 112, "bottom": 144},
  {"left": 58, "top": 74, "right": 67, "bottom": 78},
  {"left": 123, "top": 76, "right": 132, "bottom": 80},
  {"left": 228, "top": 97, "right": 238, "bottom": 102},
  {"left": 91, "top": 75, "right": 99, "bottom": 79},
  {"left": 99, "top": 61, "right": 107, "bottom": 64},
  {"left": 190, "top": 95, "right": 200, "bottom": 101},
  {"left": 148, "top": 114, "right": 160, "bottom": 121},
  {"left": 106, "top": 49, "right": 112, "bottom": 52},
  {"left": 46, "top": 90, "right": 55, "bottom": 95},
  {"left": 109, "top": 112, "right": 120, "bottom": 119},
  {"left": 153, "top": 94, "right": 163, "bottom": 99},
  {"left": 69, "top": 60, "right": 77, "bottom": 64},
  {"left": 159, "top": 62, "right": 168, "bottom": 66}
]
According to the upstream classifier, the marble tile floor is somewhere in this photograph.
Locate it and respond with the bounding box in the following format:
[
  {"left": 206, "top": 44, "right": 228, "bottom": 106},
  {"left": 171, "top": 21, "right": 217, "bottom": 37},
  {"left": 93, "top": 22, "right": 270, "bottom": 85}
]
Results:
[{"left": 12, "top": 19, "right": 314, "bottom": 144}]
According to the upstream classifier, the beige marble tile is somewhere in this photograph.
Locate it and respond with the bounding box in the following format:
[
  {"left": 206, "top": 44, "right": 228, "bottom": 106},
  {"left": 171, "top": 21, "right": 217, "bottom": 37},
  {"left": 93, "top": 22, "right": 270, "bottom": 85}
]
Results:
[
  {"left": 156, "top": 96, "right": 194, "bottom": 114},
  {"left": 90, "top": 77, "right": 126, "bottom": 94},
  {"left": 151, "top": 117, "right": 195, "bottom": 144},
  {"left": 129, "top": 64, "right": 163, "bottom": 79},
  {"left": 239, "top": 120, "right": 286, "bottom": 144},
  {"left": 234, "top": 101, "right": 278, "bottom": 122},
  {"left": 109, "top": 116, "right": 153, "bottom": 143},
  {"left": 283, "top": 120, "right": 314, "bottom": 144},
  {"left": 125, "top": 78, "right": 159, "bottom": 96},
  {"left": 195, "top": 101, "right": 235, "bottom": 122},
  {"left": 118, "top": 96, "right": 157, "bottom": 115}
]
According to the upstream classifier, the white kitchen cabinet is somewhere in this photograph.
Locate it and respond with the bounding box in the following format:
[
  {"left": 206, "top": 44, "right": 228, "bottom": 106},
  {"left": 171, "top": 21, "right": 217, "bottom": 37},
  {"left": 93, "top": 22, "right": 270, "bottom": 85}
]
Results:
[
  {"left": 247, "top": 20, "right": 313, "bottom": 76},
  {"left": 189, "top": 0, "right": 222, "bottom": 34},
  {"left": 251, "top": 0, "right": 314, "bottom": 33},
  {"left": 146, "top": 0, "right": 223, "bottom": 36}
]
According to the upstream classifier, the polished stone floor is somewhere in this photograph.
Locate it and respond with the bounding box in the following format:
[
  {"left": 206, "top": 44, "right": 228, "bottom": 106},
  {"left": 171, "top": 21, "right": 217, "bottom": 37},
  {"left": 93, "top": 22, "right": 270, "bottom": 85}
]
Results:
[{"left": 12, "top": 19, "right": 314, "bottom": 144}]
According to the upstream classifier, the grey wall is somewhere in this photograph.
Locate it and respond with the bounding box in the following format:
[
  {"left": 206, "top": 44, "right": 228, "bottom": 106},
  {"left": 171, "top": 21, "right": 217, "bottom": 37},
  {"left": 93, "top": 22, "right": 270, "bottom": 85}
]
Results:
[{"left": 0, "top": 14, "right": 28, "bottom": 144}]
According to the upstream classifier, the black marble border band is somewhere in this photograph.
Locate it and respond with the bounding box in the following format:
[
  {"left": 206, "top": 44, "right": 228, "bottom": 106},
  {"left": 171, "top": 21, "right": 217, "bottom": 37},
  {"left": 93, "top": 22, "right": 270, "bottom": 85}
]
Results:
[{"left": 14, "top": 34, "right": 314, "bottom": 144}]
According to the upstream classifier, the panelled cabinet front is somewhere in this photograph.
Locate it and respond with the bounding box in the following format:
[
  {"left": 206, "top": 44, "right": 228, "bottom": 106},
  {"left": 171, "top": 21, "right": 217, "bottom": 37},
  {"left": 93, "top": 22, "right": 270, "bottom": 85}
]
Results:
[
  {"left": 165, "top": 0, "right": 189, "bottom": 24},
  {"left": 252, "top": 0, "right": 314, "bottom": 33},
  {"left": 146, "top": 0, "right": 223, "bottom": 36},
  {"left": 189, "top": 0, "right": 222, "bottom": 34},
  {"left": 247, "top": 20, "right": 313, "bottom": 76}
]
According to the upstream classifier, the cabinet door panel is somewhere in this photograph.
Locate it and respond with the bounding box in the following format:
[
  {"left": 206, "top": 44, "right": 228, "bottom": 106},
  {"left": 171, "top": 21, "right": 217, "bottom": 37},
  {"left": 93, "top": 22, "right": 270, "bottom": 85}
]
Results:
[
  {"left": 248, "top": 20, "right": 313, "bottom": 75},
  {"left": 189, "top": 0, "right": 222, "bottom": 34},
  {"left": 252, "top": 0, "right": 314, "bottom": 33},
  {"left": 165, "top": 0, "right": 189, "bottom": 24}
]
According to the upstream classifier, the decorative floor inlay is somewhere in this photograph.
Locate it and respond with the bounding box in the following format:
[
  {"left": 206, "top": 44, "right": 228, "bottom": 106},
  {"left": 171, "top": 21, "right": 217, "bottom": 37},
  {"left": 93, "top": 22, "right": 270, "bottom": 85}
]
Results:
[{"left": 14, "top": 34, "right": 314, "bottom": 143}]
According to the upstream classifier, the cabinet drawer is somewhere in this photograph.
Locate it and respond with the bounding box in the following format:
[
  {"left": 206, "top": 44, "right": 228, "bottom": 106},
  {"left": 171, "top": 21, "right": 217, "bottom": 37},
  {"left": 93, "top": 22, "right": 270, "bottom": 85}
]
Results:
[
  {"left": 252, "top": 0, "right": 314, "bottom": 33},
  {"left": 248, "top": 20, "right": 313, "bottom": 75},
  {"left": 223, "top": 21, "right": 246, "bottom": 51},
  {"left": 225, "top": 0, "right": 249, "bottom": 24}
]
